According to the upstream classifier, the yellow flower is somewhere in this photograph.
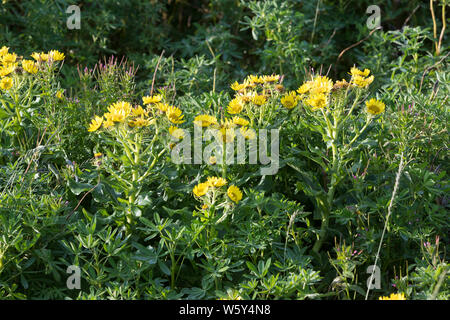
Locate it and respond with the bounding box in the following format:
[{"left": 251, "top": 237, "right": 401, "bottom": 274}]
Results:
[
  {"left": 22, "top": 60, "right": 38, "bottom": 74},
  {"left": 239, "top": 127, "right": 256, "bottom": 140},
  {"left": 193, "top": 182, "right": 209, "bottom": 197},
  {"left": 0, "top": 77, "right": 13, "bottom": 90},
  {"left": 306, "top": 93, "right": 328, "bottom": 110},
  {"left": 94, "top": 152, "right": 102, "bottom": 158},
  {"left": 232, "top": 116, "right": 249, "bottom": 127},
  {"left": 132, "top": 105, "right": 147, "bottom": 117},
  {"left": 309, "top": 75, "right": 333, "bottom": 95},
  {"left": 365, "top": 98, "right": 385, "bottom": 115},
  {"left": 230, "top": 81, "right": 248, "bottom": 91},
  {"left": 129, "top": 117, "right": 151, "bottom": 127},
  {"left": 48, "top": 50, "right": 65, "bottom": 61},
  {"left": 88, "top": 115, "right": 103, "bottom": 132},
  {"left": 379, "top": 293, "right": 406, "bottom": 300},
  {"left": 154, "top": 102, "right": 169, "bottom": 113},
  {"left": 194, "top": 114, "right": 218, "bottom": 127},
  {"left": 247, "top": 75, "right": 264, "bottom": 84},
  {"left": 350, "top": 67, "right": 370, "bottom": 77},
  {"left": 261, "top": 74, "right": 280, "bottom": 83},
  {"left": 352, "top": 75, "right": 374, "bottom": 88},
  {"left": 31, "top": 52, "right": 48, "bottom": 62},
  {"left": 207, "top": 176, "right": 227, "bottom": 187},
  {"left": 297, "top": 81, "right": 313, "bottom": 95},
  {"left": 333, "top": 79, "right": 350, "bottom": 90},
  {"left": 166, "top": 106, "right": 185, "bottom": 124},
  {"left": 251, "top": 94, "right": 267, "bottom": 106},
  {"left": 0, "top": 64, "right": 15, "bottom": 77},
  {"left": 1, "top": 52, "right": 17, "bottom": 65},
  {"left": 0, "top": 46, "right": 9, "bottom": 57},
  {"left": 227, "top": 185, "right": 243, "bottom": 204},
  {"left": 103, "top": 119, "right": 114, "bottom": 129},
  {"left": 280, "top": 91, "right": 299, "bottom": 109},
  {"left": 105, "top": 101, "right": 132, "bottom": 123},
  {"left": 209, "top": 156, "right": 217, "bottom": 165},
  {"left": 227, "top": 97, "right": 244, "bottom": 114},
  {"left": 169, "top": 126, "right": 185, "bottom": 139},
  {"left": 56, "top": 90, "right": 64, "bottom": 100},
  {"left": 142, "top": 95, "right": 162, "bottom": 105}
]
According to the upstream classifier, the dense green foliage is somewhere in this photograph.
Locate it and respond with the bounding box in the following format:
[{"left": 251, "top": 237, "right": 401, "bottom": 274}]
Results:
[{"left": 0, "top": 0, "right": 448, "bottom": 300}]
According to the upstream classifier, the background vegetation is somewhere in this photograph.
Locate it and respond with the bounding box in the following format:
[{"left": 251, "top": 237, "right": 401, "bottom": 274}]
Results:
[{"left": 0, "top": 0, "right": 448, "bottom": 299}]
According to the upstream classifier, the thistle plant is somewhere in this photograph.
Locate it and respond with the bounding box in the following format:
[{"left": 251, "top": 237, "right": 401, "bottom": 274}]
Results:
[{"left": 291, "top": 67, "right": 385, "bottom": 253}]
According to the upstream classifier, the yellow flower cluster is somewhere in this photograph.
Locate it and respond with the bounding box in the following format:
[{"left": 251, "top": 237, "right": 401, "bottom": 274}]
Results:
[
  {"left": 88, "top": 101, "right": 154, "bottom": 132},
  {"left": 297, "top": 75, "right": 333, "bottom": 111},
  {"left": 31, "top": 50, "right": 65, "bottom": 62},
  {"left": 193, "top": 177, "right": 243, "bottom": 204},
  {"left": 378, "top": 293, "right": 406, "bottom": 300},
  {"left": 0, "top": 46, "right": 65, "bottom": 91},
  {"left": 350, "top": 67, "right": 374, "bottom": 88},
  {"left": 0, "top": 46, "right": 15, "bottom": 90},
  {"left": 193, "top": 114, "right": 255, "bottom": 141}
]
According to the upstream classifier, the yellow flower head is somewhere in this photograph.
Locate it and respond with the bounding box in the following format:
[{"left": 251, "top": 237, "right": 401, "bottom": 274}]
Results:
[
  {"left": 1, "top": 52, "right": 17, "bottom": 65},
  {"left": 193, "top": 182, "right": 209, "bottom": 197},
  {"left": 154, "top": 102, "right": 169, "bottom": 113},
  {"left": 0, "top": 64, "right": 15, "bottom": 77},
  {"left": 106, "top": 101, "right": 132, "bottom": 122},
  {"left": 31, "top": 52, "right": 48, "bottom": 62},
  {"left": 88, "top": 115, "right": 103, "bottom": 132},
  {"left": 231, "top": 81, "right": 248, "bottom": 91},
  {"left": 22, "top": 60, "right": 38, "bottom": 74},
  {"left": 350, "top": 67, "right": 370, "bottom": 77},
  {"left": 143, "top": 94, "right": 162, "bottom": 105},
  {"left": 0, "top": 77, "right": 13, "bottom": 90},
  {"left": 56, "top": 90, "right": 64, "bottom": 100},
  {"left": 166, "top": 106, "right": 185, "bottom": 124},
  {"left": 297, "top": 81, "right": 313, "bottom": 95},
  {"left": 309, "top": 75, "right": 333, "bottom": 95},
  {"left": 352, "top": 75, "right": 374, "bottom": 88},
  {"left": 379, "top": 293, "right": 406, "bottom": 300},
  {"left": 132, "top": 105, "right": 147, "bottom": 117},
  {"left": 333, "top": 79, "right": 350, "bottom": 90},
  {"left": 209, "top": 156, "right": 217, "bottom": 165},
  {"left": 251, "top": 94, "right": 267, "bottom": 106},
  {"left": 281, "top": 91, "right": 299, "bottom": 109},
  {"left": 129, "top": 117, "right": 151, "bottom": 128},
  {"left": 0, "top": 46, "right": 9, "bottom": 57},
  {"left": 247, "top": 74, "right": 264, "bottom": 84},
  {"left": 194, "top": 114, "right": 218, "bottom": 127},
  {"left": 94, "top": 152, "right": 103, "bottom": 158},
  {"left": 306, "top": 93, "right": 328, "bottom": 110},
  {"left": 207, "top": 176, "right": 227, "bottom": 187},
  {"left": 227, "top": 185, "right": 243, "bottom": 204},
  {"left": 227, "top": 97, "right": 244, "bottom": 114},
  {"left": 365, "top": 98, "right": 385, "bottom": 115},
  {"left": 169, "top": 126, "right": 185, "bottom": 140},
  {"left": 232, "top": 116, "right": 249, "bottom": 127},
  {"left": 48, "top": 50, "right": 65, "bottom": 61},
  {"left": 239, "top": 127, "right": 256, "bottom": 140},
  {"left": 261, "top": 74, "right": 280, "bottom": 83}
]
